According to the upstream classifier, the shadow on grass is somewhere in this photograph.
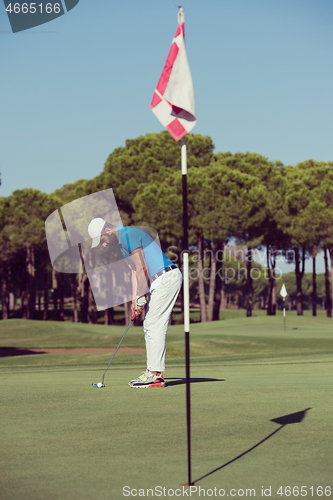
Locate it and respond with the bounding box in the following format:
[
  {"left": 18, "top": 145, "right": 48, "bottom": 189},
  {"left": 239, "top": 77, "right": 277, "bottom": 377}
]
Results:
[
  {"left": 0, "top": 347, "right": 45, "bottom": 357},
  {"left": 193, "top": 408, "right": 311, "bottom": 484},
  {"left": 165, "top": 377, "right": 225, "bottom": 387}
]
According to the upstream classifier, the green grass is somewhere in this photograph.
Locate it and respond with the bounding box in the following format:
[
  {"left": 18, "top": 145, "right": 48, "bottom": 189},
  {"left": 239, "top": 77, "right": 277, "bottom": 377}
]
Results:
[
  {"left": 1, "top": 310, "right": 332, "bottom": 369},
  {"left": 0, "top": 313, "right": 332, "bottom": 499}
]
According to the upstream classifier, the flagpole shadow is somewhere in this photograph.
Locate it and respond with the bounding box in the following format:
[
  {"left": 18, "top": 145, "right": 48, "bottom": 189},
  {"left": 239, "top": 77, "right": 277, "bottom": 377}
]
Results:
[{"left": 193, "top": 408, "right": 311, "bottom": 485}]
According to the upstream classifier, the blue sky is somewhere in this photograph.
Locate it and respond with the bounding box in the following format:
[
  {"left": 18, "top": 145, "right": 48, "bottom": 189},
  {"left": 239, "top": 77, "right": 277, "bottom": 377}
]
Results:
[{"left": 1, "top": 0, "right": 332, "bottom": 273}]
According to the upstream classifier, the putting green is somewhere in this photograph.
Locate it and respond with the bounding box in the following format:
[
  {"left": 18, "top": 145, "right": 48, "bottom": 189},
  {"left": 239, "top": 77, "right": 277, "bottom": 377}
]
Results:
[
  {"left": 0, "top": 314, "right": 332, "bottom": 499},
  {"left": 0, "top": 362, "right": 332, "bottom": 500}
]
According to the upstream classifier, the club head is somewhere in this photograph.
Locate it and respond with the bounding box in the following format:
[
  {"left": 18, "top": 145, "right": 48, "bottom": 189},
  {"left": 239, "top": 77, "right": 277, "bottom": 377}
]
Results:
[{"left": 92, "top": 383, "right": 105, "bottom": 388}]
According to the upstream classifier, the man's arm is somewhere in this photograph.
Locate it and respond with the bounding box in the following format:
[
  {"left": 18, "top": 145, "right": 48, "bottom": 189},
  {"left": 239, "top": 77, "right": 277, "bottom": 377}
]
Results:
[
  {"left": 129, "top": 247, "right": 149, "bottom": 296},
  {"left": 129, "top": 247, "right": 149, "bottom": 317}
]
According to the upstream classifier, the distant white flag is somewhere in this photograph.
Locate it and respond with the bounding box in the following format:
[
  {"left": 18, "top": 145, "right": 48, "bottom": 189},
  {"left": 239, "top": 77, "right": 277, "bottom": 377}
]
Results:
[
  {"left": 280, "top": 284, "right": 288, "bottom": 299},
  {"left": 150, "top": 8, "right": 196, "bottom": 141}
]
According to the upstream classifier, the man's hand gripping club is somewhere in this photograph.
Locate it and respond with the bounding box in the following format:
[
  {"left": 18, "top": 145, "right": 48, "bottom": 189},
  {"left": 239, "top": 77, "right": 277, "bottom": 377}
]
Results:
[{"left": 131, "top": 294, "right": 148, "bottom": 319}]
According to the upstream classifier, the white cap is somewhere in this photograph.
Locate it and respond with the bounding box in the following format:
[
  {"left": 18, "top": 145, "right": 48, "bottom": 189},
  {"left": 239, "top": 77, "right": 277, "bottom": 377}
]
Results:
[{"left": 88, "top": 218, "right": 106, "bottom": 248}]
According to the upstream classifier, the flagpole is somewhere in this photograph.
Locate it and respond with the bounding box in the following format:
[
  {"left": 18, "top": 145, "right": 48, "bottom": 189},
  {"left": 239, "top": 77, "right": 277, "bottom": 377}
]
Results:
[
  {"left": 280, "top": 284, "right": 288, "bottom": 332},
  {"left": 182, "top": 135, "right": 191, "bottom": 486},
  {"left": 149, "top": 5, "right": 195, "bottom": 485}
]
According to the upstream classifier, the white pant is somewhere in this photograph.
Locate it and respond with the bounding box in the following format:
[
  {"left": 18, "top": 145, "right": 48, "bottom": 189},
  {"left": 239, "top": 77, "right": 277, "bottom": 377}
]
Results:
[{"left": 143, "top": 268, "right": 182, "bottom": 373}]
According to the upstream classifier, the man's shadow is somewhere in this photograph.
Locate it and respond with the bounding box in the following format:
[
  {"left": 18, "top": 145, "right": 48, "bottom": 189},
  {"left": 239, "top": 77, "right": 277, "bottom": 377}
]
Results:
[
  {"left": 193, "top": 408, "right": 311, "bottom": 484},
  {"left": 165, "top": 377, "right": 225, "bottom": 387}
]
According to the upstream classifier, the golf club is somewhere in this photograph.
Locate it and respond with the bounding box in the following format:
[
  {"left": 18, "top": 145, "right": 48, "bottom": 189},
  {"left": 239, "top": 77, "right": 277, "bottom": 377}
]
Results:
[{"left": 92, "top": 314, "right": 135, "bottom": 388}]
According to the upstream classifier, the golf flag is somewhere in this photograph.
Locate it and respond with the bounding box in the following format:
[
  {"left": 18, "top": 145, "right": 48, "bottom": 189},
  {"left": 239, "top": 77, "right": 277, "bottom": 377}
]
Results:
[
  {"left": 150, "top": 7, "right": 196, "bottom": 141},
  {"left": 280, "top": 284, "right": 288, "bottom": 299}
]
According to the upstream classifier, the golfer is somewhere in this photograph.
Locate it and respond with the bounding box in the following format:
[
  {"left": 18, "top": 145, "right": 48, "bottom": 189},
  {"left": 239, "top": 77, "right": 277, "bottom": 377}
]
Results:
[{"left": 88, "top": 218, "right": 182, "bottom": 388}]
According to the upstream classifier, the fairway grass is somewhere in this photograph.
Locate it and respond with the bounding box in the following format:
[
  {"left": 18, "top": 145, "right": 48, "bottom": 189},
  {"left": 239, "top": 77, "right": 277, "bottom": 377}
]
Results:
[
  {"left": 0, "top": 313, "right": 332, "bottom": 499},
  {"left": 1, "top": 311, "right": 332, "bottom": 370}
]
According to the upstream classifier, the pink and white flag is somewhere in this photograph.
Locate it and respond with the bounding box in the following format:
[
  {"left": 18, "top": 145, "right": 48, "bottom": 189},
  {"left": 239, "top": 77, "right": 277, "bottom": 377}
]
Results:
[{"left": 150, "top": 8, "right": 196, "bottom": 142}]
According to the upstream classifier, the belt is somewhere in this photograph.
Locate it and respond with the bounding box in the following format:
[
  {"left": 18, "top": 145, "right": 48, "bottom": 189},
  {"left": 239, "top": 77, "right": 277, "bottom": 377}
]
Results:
[{"left": 150, "top": 265, "right": 178, "bottom": 284}]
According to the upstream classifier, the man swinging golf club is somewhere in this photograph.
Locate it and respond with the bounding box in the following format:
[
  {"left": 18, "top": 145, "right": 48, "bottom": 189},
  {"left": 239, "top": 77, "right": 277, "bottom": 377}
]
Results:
[{"left": 88, "top": 218, "right": 182, "bottom": 388}]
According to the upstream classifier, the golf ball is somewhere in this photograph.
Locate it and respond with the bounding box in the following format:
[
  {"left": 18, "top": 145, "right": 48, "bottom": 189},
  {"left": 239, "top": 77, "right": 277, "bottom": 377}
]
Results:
[{"left": 97, "top": 383, "right": 102, "bottom": 388}]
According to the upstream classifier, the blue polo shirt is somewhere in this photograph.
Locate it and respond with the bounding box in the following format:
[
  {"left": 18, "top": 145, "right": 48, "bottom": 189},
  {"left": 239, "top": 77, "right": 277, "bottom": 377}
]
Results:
[{"left": 117, "top": 225, "right": 174, "bottom": 278}]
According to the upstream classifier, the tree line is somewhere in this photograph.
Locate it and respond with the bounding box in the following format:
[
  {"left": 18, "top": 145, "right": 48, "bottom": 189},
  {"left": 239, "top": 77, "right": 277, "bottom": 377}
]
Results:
[{"left": 1, "top": 131, "right": 332, "bottom": 323}]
